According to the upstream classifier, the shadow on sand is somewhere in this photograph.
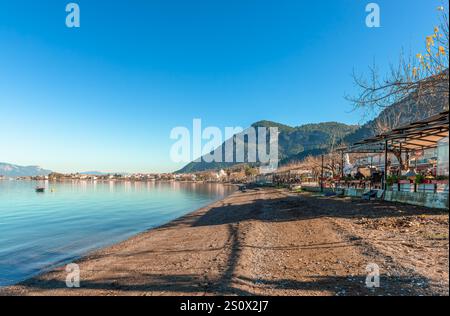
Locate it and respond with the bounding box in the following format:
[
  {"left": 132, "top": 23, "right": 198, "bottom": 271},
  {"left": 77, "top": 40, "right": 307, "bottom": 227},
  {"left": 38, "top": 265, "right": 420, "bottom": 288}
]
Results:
[{"left": 6, "top": 190, "right": 441, "bottom": 296}]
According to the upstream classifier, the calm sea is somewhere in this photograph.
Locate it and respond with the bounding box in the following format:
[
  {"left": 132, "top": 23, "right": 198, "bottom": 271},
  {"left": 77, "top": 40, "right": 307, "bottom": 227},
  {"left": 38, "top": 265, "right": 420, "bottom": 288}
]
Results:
[{"left": 0, "top": 180, "right": 235, "bottom": 287}]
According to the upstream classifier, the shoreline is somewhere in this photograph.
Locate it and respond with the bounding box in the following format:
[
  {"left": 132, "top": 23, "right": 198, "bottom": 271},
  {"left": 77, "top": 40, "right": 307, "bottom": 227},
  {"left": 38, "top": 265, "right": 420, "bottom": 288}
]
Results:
[
  {"left": 1, "top": 188, "right": 448, "bottom": 296},
  {"left": 0, "top": 184, "right": 237, "bottom": 289},
  {"left": 1, "top": 190, "right": 238, "bottom": 295},
  {"left": 2, "top": 178, "right": 240, "bottom": 186}
]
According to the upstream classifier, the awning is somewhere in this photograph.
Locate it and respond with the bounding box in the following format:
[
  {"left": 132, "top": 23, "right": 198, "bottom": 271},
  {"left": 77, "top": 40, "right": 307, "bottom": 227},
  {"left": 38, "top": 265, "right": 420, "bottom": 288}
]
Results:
[{"left": 347, "top": 111, "right": 449, "bottom": 153}]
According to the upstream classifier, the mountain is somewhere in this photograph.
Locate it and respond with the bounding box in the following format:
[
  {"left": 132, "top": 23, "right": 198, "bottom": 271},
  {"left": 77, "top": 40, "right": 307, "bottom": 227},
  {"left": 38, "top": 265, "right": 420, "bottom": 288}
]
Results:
[
  {"left": 176, "top": 122, "right": 359, "bottom": 173},
  {"left": 79, "top": 171, "right": 108, "bottom": 176},
  {"left": 177, "top": 89, "right": 448, "bottom": 174},
  {"left": 0, "top": 162, "right": 52, "bottom": 177}
]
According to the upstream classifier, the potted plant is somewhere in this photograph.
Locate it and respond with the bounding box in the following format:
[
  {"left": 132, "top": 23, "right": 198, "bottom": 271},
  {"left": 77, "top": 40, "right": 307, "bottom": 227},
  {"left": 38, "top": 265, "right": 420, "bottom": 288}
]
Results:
[
  {"left": 423, "top": 176, "right": 435, "bottom": 184},
  {"left": 415, "top": 174, "right": 436, "bottom": 192},
  {"left": 415, "top": 174, "right": 425, "bottom": 185},
  {"left": 387, "top": 175, "right": 398, "bottom": 186}
]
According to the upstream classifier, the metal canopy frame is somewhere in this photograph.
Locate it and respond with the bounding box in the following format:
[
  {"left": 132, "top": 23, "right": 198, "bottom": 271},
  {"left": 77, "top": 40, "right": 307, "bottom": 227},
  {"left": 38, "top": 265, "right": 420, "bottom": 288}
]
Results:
[
  {"left": 351, "top": 111, "right": 449, "bottom": 152},
  {"left": 341, "top": 111, "right": 449, "bottom": 189}
]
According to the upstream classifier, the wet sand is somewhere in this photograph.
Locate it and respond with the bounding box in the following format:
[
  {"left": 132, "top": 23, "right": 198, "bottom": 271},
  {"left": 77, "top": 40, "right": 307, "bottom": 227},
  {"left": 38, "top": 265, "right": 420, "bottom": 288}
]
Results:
[{"left": 1, "top": 188, "right": 448, "bottom": 296}]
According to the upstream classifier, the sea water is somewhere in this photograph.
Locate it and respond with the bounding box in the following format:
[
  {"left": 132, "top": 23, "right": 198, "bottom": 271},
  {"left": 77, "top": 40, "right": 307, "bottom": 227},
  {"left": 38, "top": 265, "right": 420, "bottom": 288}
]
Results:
[{"left": 0, "top": 180, "right": 234, "bottom": 287}]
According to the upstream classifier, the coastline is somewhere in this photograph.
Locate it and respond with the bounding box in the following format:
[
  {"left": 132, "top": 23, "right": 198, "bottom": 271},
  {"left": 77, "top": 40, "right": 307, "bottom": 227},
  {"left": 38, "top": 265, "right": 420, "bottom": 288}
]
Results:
[
  {"left": 1, "top": 188, "right": 448, "bottom": 296},
  {"left": 0, "top": 182, "right": 237, "bottom": 289}
]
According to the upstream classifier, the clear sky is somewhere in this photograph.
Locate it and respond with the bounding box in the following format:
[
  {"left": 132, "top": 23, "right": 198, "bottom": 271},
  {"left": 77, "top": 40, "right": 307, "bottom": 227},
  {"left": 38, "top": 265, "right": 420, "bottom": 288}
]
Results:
[{"left": 0, "top": 0, "right": 445, "bottom": 173}]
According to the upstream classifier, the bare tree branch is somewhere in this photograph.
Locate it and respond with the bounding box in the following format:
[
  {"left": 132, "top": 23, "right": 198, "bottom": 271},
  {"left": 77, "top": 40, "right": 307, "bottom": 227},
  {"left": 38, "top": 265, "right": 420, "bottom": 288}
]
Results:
[{"left": 347, "top": 8, "right": 449, "bottom": 114}]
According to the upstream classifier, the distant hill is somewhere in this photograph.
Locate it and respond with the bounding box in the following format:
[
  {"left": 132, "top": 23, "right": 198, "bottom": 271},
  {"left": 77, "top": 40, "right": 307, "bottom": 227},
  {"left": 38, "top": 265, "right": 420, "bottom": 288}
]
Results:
[
  {"left": 177, "top": 89, "right": 448, "bottom": 174},
  {"left": 176, "top": 122, "right": 359, "bottom": 173},
  {"left": 79, "top": 171, "right": 108, "bottom": 176},
  {"left": 0, "top": 162, "right": 52, "bottom": 177}
]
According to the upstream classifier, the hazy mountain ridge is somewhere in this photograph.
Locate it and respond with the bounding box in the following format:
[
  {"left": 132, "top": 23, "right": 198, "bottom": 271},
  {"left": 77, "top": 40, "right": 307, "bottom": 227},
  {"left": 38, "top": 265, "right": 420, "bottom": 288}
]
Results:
[
  {"left": 0, "top": 162, "right": 52, "bottom": 177},
  {"left": 79, "top": 171, "right": 108, "bottom": 176}
]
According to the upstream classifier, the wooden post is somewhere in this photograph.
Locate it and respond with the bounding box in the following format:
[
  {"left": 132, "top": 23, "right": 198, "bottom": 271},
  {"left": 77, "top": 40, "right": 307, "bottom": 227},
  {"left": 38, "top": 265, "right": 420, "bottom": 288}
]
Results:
[
  {"left": 321, "top": 154, "right": 324, "bottom": 192},
  {"left": 383, "top": 140, "right": 388, "bottom": 190}
]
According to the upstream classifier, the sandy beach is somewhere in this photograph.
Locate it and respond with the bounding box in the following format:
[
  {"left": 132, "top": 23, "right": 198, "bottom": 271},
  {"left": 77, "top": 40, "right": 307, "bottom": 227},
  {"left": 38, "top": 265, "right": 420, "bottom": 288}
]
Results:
[{"left": 1, "top": 188, "right": 448, "bottom": 296}]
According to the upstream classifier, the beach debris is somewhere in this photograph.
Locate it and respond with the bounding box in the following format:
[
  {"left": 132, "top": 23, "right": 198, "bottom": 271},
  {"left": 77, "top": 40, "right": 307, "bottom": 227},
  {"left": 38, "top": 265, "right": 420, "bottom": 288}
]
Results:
[{"left": 355, "top": 216, "right": 445, "bottom": 230}]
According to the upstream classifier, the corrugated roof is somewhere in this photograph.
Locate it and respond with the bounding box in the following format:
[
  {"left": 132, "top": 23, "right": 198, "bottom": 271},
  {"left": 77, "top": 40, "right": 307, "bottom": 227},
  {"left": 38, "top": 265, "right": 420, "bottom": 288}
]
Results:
[{"left": 347, "top": 111, "right": 449, "bottom": 152}]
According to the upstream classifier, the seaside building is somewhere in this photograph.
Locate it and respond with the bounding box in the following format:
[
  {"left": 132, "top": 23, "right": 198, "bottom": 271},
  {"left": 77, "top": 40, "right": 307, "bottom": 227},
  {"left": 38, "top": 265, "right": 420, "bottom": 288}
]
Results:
[{"left": 335, "top": 111, "right": 449, "bottom": 208}]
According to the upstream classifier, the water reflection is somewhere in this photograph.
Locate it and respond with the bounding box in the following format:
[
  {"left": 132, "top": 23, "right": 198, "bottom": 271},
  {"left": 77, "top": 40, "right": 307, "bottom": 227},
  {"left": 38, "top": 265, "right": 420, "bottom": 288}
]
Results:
[{"left": 0, "top": 180, "right": 235, "bottom": 287}]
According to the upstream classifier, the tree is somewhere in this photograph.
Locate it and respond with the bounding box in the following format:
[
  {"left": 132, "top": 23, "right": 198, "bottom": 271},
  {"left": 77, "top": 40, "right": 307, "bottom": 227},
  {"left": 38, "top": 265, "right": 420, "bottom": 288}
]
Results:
[
  {"left": 348, "top": 6, "right": 449, "bottom": 114},
  {"left": 347, "top": 5, "right": 449, "bottom": 171},
  {"left": 244, "top": 166, "right": 258, "bottom": 177}
]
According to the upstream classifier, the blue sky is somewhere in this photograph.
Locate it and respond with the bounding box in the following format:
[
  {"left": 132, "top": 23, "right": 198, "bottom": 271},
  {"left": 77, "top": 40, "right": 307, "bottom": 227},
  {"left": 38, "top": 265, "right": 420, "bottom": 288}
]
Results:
[{"left": 0, "top": 0, "right": 445, "bottom": 173}]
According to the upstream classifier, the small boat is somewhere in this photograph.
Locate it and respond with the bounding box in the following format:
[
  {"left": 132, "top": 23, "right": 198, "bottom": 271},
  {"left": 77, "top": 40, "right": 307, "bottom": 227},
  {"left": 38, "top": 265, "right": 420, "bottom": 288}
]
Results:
[{"left": 35, "top": 187, "right": 45, "bottom": 193}]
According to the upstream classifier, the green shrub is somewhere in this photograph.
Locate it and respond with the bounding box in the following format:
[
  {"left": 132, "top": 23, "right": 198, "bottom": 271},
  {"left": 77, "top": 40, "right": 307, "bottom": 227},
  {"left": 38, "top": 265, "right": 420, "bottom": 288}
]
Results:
[
  {"left": 387, "top": 175, "right": 399, "bottom": 186},
  {"left": 414, "top": 174, "right": 425, "bottom": 184}
]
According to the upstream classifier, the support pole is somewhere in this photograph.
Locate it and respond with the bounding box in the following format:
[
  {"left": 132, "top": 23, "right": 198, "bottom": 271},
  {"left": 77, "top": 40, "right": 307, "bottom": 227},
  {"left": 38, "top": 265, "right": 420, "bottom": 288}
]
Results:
[
  {"left": 383, "top": 140, "right": 388, "bottom": 190},
  {"left": 370, "top": 155, "right": 373, "bottom": 189}
]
